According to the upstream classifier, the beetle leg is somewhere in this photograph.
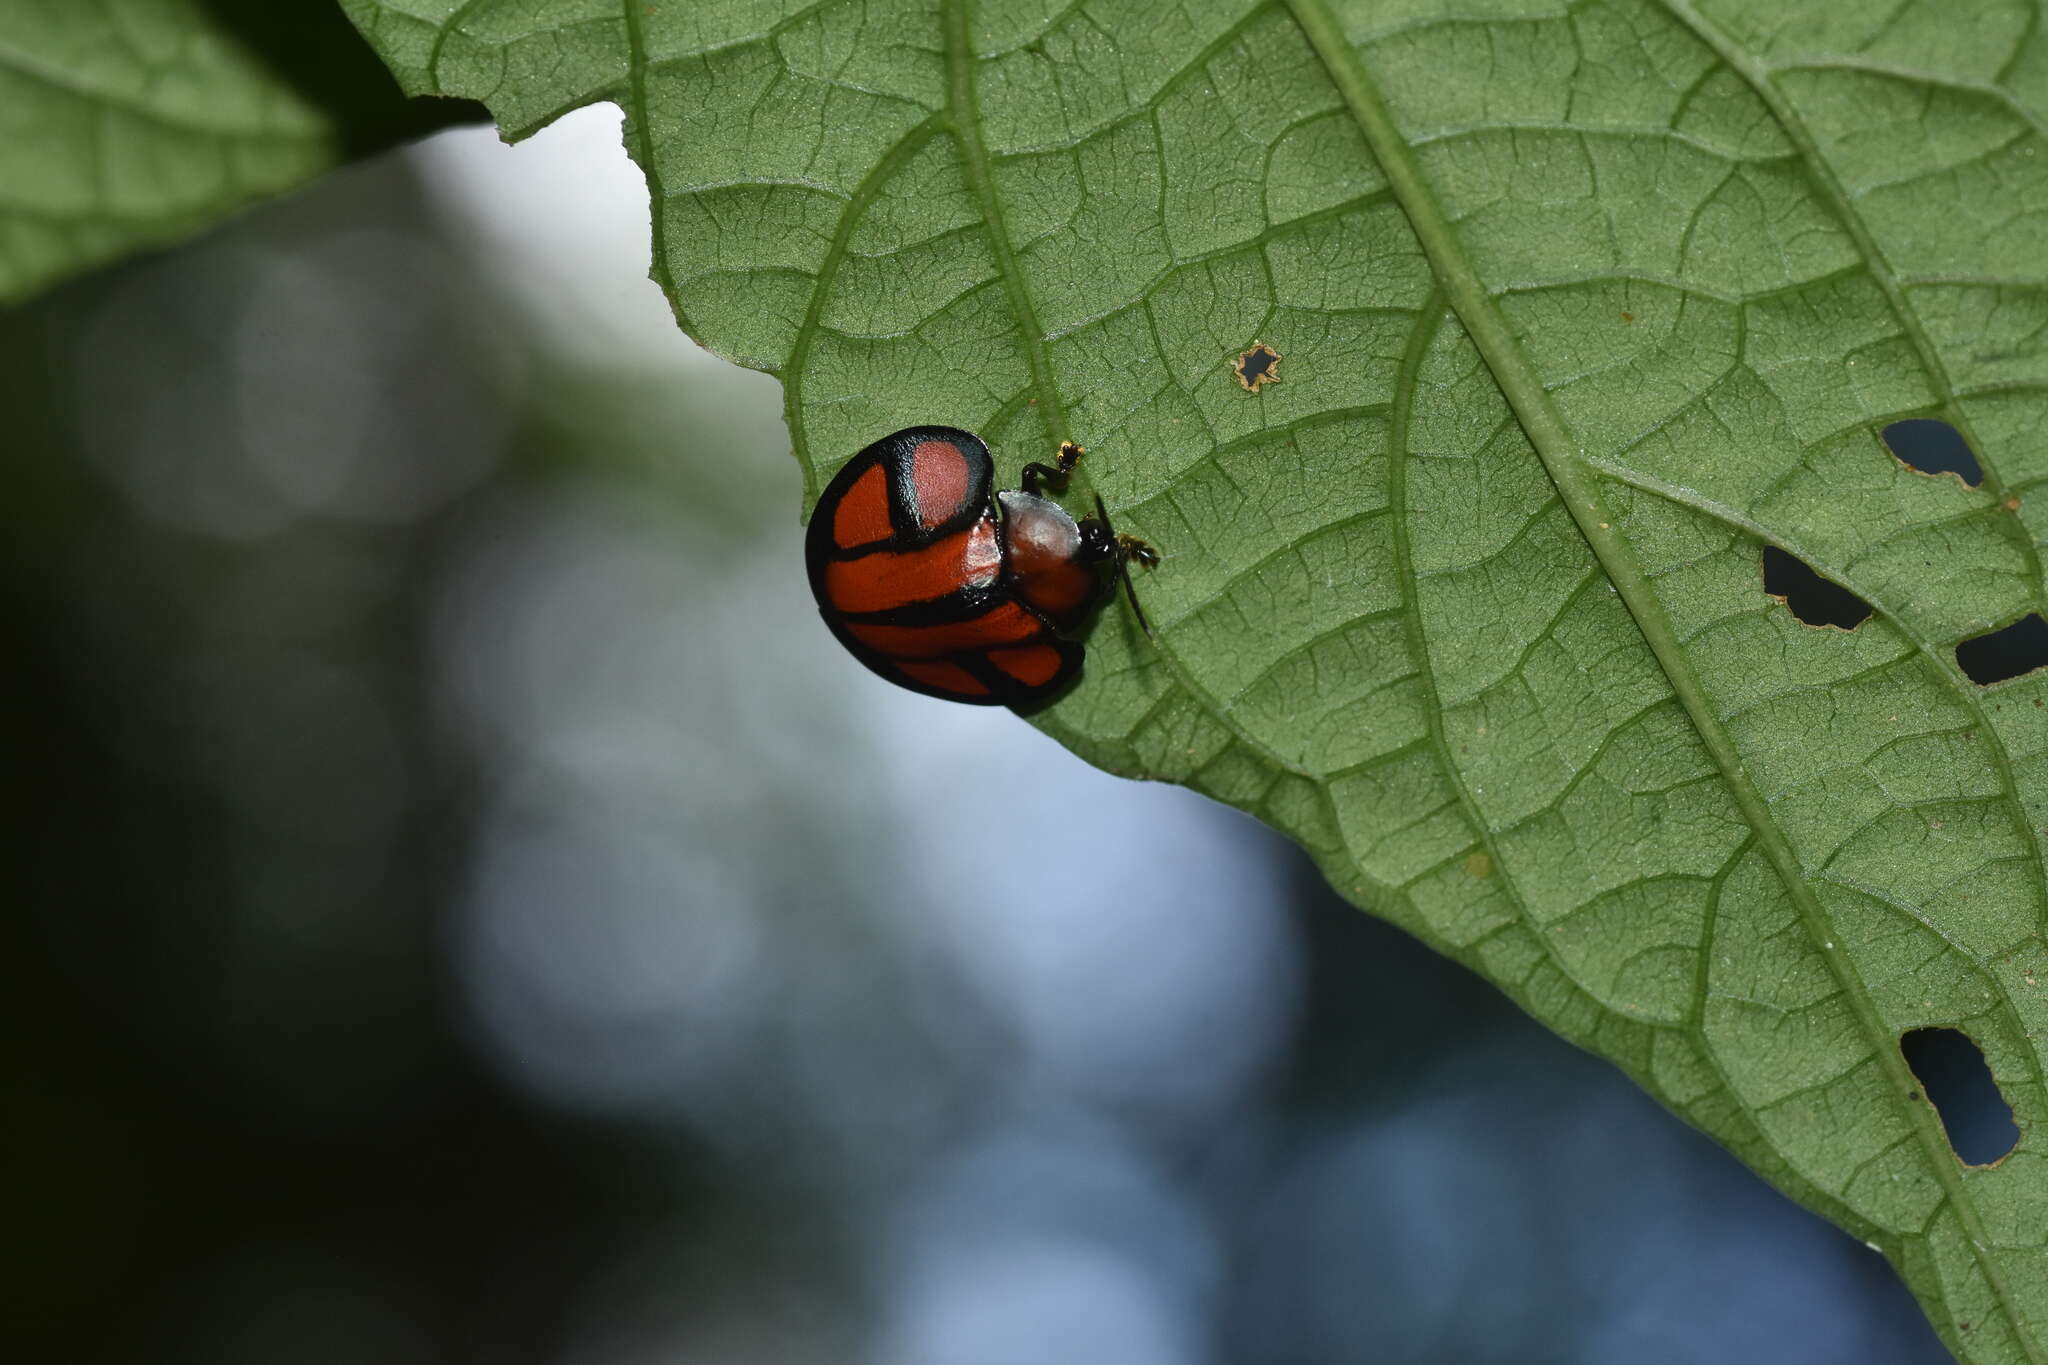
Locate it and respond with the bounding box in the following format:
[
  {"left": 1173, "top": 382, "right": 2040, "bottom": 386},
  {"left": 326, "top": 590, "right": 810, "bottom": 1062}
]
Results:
[
  {"left": 1019, "top": 462, "right": 1062, "bottom": 496},
  {"left": 1020, "top": 441, "right": 1086, "bottom": 496}
]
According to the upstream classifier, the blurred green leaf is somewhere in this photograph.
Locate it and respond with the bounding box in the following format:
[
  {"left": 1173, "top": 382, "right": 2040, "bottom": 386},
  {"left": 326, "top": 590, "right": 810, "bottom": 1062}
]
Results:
[
  {"left": 0, "top": 0, "right": 477, "bottom": 304},
  {"left": 342, "top": 0, "right": 2048, "bottom": 1357}
]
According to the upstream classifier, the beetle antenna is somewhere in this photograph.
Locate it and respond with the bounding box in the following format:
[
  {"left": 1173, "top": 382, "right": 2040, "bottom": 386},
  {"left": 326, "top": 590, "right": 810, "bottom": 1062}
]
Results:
[
  {"left": 1120, "top": 559, "right": 1154, "bottom": 639},
  {"left": 1094, "top": 493, "right": 1154, "bottom": 639}
]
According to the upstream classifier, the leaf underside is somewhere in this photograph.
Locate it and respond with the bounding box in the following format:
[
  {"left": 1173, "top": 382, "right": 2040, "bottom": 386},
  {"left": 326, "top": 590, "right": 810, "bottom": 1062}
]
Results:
[
  {"left": 0, "top": 0, "right": 473, "bottom": 305},
  {"left": 343, "top": 0, "right": 2048, "bottom": 1357}
]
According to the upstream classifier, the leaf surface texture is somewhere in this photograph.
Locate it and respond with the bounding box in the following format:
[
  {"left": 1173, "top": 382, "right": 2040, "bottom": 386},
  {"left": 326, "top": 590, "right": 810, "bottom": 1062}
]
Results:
[{"left": 344, "top": 1, "right": 2048, "bottom": 1355}]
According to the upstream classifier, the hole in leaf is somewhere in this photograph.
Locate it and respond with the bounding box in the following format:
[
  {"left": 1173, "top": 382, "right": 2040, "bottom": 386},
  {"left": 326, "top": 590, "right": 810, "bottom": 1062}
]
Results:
[
  {"left": 1900, "top": 1028, "right": 2019, "bottom": 1166},
  {"left": 1760, "top": 545, "right": 1872, "bottom": 629},
  {"left": 1233, "top": 341, "right": 1281, "bottom": 392},
  {"left": 1956, "top": 615, "right": 2048, "bottom": 685},
  {"left": 1882, "top": 419, "right": 1982, "bottom": 485}
]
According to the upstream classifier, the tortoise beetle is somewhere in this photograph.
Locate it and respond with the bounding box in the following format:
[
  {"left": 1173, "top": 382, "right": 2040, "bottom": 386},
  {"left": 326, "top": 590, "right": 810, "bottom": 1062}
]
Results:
[{"left": 805, "top": 425, "right": 1153, "bottom": 708}]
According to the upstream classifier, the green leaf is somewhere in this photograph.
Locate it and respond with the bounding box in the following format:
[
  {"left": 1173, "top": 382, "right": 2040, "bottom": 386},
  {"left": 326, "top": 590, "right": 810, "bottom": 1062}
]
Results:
[
  {"left": 343, "top": 0, "right": 2048, "bottom": 1356},
  {"left": 0, "top": 0, "right": 476, "bottom": 305}
]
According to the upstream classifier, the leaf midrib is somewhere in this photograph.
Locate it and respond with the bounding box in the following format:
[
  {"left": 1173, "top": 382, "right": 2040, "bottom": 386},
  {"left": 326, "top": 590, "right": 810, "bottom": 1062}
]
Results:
[
  {"left": 1585, "top": 451, "right": 2048, "bottom": 1073},
  {"left": 1282, "top": 0, "right": 2041, "bottom": 1353},
  {"left": 1653, "top": 0, "right": 2048, "bottom": 925},
  {"left": 1658, "top": 0, "right": 2044, "bottom": 592}
]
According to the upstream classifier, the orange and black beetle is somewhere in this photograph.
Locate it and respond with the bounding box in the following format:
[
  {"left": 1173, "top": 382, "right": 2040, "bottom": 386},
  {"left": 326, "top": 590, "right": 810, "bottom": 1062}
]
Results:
[{"left": 805, "top": 425, "right": 1152, "bottom": 708}]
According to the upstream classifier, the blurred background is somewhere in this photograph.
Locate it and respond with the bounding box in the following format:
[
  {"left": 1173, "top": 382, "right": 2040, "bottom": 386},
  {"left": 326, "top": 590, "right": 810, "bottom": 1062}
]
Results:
[{"left": 0, "top": 104, "right": 1963, "bottom": 1364}]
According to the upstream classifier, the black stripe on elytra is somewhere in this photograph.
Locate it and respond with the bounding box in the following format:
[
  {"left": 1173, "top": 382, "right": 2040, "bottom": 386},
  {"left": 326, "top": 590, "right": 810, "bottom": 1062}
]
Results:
[
  {"left": 832, "top": 580, "right": 1016, "bottom": 628},
  {"left": 826, "top": 503, "right": 992, "bottom": 561},
  {"left": 957, "top": 637, "right": 1082, "bottom": 712}
]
